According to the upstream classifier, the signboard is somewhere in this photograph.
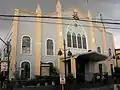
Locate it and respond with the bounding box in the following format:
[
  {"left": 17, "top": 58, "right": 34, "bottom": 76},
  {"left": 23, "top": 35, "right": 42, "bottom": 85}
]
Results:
[
  {"left": 41, "top": 63, "right": 50, "bottom": 76},
  {"left": 41, "top": 66, "right": 50, "bottom": 76},
  {"left": 1, "top": 62, "right": 8, "bottom": 71},
  {"left": 60, "top": 73, "right": 65, "bottom": 84}
]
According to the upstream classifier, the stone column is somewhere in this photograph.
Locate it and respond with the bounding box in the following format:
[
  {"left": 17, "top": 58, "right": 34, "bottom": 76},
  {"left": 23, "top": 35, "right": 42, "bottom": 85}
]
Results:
[
  {"left": 10, "top": 9, "right": 19, "bottom": 79},
  {"left": 71, "top": 57, "right": 76, "bottom": 78}
]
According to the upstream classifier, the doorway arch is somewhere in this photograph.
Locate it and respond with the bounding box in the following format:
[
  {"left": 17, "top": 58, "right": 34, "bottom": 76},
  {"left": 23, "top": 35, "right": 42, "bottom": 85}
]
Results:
[{"left": 20, "top": 61, "right": 31, "bottom": 79}]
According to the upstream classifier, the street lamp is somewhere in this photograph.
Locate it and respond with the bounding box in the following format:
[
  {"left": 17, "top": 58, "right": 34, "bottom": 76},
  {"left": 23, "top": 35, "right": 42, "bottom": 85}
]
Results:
[{"left": 58, "top": 39, "right": 72, "bottom": 90}]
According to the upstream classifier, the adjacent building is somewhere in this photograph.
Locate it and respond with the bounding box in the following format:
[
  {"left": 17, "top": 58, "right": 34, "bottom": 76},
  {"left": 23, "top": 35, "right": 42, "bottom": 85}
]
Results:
[
  {"left": 0, "top": 0, "right": 116, "bottom": 82},
  {"left": 115, "top": 49, "right": 120, "bottom": 67}
]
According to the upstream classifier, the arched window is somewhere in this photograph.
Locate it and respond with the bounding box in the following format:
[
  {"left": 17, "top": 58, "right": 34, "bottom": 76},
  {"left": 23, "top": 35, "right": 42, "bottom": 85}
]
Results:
[
  {"left": 22, "top": 36, "right": 31, "bottom": 54},
  {"left": 77, "top": 34, "right": 82, "bottom": 48},
  {"left": 97, "top": 47, "right": 101, "bottom": 53},
  {"left": 21, "top": 61, "right": 30, "bottom": 79},
  {"left": 67, "top": 32, "right": 72, "bottom": 47},
  {"left": 47, "top": 39, "right": 54, "bottom": 55},
  {"left": 72, "top": 33, "right": 77, "bottom": 48},
  {"left": 82, "top": 35, "right": 87, "bottom": 49}
]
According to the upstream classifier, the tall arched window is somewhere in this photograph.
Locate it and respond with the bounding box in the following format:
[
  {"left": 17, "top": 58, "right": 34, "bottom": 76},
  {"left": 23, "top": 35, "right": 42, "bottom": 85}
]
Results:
[
  {"left": 47, "top": 39, "right": 54, "bottom": 55},
  {"left": 22, "top": 36, "right": 31, "bottom": 54},
  {"left": 21, "top": 61, "right": 30, "bottom": 79},
  {"left": 82, "top": 35, "right": 87, "bottom": 49},
  {"left": 67, "top": 32, "right": 72, "bottom": 47},
  {"left": 72, "top": 33, "right": 77, "bottom": 48},
  {"left": 77, "top": 34, "right": 82, "bottom": 48},
  {"left": 97, "top": 47, "right": 101, "bottom": 53}
]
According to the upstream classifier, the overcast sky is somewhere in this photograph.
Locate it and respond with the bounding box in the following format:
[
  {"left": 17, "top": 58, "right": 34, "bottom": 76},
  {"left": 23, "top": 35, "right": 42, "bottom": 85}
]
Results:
[{"left": 0, "top": 0, "right": 120, "bottom": 48}]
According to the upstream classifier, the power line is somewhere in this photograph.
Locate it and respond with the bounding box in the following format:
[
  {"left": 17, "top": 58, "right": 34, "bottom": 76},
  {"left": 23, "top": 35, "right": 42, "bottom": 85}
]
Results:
[
  {"left": 0, "top": 17, "right": 120, "bottom": 31},
  {"left": 0, "top": 14, "right": 120, "bottom": 25},
  {"left": 92, "top": 18, "right": 120, "bottom": 22}
]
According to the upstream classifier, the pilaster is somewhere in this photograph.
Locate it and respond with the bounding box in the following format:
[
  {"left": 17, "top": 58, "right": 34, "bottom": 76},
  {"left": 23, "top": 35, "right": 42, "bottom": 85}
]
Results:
[
  {"left": 35, "top": 4, "right": 41, "bottom": 76},
  {"left": 88, "top": 10, "right": 96, "bottom": 51},
  {"left": 71, "top": 57, "right": 76, "bottom": 78},
  {"left": 10, "top": 9, "right": 19, "bottom": 78},
  {"left": 56, "top": 0, "right": 65, "bottom": 73}
]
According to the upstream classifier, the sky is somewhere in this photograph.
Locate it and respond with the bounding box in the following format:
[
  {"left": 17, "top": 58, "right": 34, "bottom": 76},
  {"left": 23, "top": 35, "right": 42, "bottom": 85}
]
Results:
[{"left": 0, "top": 0, "right": 120, "bottom": 48}]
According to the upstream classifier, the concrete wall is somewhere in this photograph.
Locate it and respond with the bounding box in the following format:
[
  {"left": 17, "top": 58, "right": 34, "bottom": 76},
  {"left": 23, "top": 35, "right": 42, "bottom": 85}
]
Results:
[
  {"left": 41, "top": 15, "right": 58, "bottom": 67},
  {"left": 16, "top": 13, "right": 36, "bottom": 78},
  {"left": 106, "top": 31, "right": 114, "bottom": 56},
  {"left": 94, "top": 28, "right": 103, "bottom": 53}
]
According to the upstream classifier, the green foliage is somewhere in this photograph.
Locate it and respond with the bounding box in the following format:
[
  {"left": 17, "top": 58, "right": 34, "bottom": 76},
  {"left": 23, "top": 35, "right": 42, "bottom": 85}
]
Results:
[
  {"left": 28, "top": 66, "right": 60, "bottom": 86},
  {"left": 14, "top": 71, "right": 21, "bottom": 80},
  {"left": 66, "top": 73, "right": 76, "bottom": 84},
  {"left": 50, "top": 66, "right": 59, "bottom": 77},
  {"left": 27, "top": 76, "right": 59, "bottom": 86},
  {"left": 14, "top": 66, "right": 76, "bottom": 86}
]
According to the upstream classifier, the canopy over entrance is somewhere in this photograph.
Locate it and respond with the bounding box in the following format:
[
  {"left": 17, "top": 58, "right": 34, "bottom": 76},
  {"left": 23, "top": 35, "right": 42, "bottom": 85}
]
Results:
[{"left": 76, "top": 51, "right": 108, "bottom": 62}]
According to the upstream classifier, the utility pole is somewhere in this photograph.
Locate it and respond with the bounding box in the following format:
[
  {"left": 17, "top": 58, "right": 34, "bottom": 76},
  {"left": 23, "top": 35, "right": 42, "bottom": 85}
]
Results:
[
  {"left": 100, "top": 14, "right": 106, "bottom": 29},
  {"left": 63, "top": 39, "right": 67, "bottom": 90},
  {"left": 58, "top": 39, "right": 72, "bottom": 90},
  {"left": 100, "top": 14, "right": 107, "bottom": 56},
  {"left": 6, "top": 41, "right": 10, "bottom": 80}
]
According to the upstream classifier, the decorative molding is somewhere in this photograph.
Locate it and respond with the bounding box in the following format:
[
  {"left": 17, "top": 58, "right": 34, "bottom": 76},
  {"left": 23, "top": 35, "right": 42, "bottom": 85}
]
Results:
[
  {"left": 45, "top": 38, "right": 55, "bottom": 56},
  {"left": 19, "top": 60, "right": 31, "bottom": 79},
  {"left": 45, "top": 61, "right": 55, "bottom": 67},
  {"left": 20, "top": 35, "right": 32, "bottom": 55},
  {"left": 19, "top": 9, "right": 36, "bottom": 15},
  {"left": 66, "top": 20, "right": 88, "bottom": 50}
]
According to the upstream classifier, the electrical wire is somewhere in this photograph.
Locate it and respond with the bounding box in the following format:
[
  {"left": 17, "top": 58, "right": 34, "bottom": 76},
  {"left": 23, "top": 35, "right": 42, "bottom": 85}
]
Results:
[
  {"left": 1, "top": 14, "right": 120, "bottom": 22},
  {"left": 0, "top": 14, "right": 120, "bottom": 25},
  {"left": 92, "top": 18, "right": 120, "bottom": 22},
  {"left": 0, "top": 17, "right": 120, "bottom": 31}
]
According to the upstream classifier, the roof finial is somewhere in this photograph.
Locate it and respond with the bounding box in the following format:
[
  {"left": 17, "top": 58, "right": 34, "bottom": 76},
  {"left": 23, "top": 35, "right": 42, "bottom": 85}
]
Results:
[
  {"left": 36, "top": 4, "right": 41, "bottom": 13},
  {"left": 56, "top": 0, "right": 61, "bottom": 7},
  {"left": 87, "top": 9, "right": 92, "bottom": 19}
]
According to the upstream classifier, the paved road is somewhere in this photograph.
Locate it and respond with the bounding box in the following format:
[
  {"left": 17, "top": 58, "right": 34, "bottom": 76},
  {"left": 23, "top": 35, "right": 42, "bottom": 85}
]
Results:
[{"left": 0, "top": 85, "right": 115, "bottom": 90}]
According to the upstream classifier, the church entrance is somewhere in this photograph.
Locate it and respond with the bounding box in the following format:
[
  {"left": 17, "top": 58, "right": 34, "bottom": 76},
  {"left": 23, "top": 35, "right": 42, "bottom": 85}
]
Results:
[
  {"left": 21, "top": 62, "right": 30, "bottom": 80},
  {"left": 75, "top": 51, "right": 108, "bottom": 84},
  {"left": 76, "top": 57, "right": 86, "bottom": 83}
]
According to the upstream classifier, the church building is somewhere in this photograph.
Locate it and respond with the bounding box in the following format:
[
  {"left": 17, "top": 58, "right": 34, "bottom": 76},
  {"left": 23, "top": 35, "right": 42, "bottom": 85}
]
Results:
[{"left": 0, "top": 0, "right": 116, "bottom": 82}]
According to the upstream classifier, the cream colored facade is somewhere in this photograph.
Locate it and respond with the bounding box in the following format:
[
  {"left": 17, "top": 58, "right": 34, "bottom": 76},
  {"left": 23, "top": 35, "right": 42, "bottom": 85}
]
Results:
[{"left": 0, "top": 0, "right": 116, "bottom": 79}]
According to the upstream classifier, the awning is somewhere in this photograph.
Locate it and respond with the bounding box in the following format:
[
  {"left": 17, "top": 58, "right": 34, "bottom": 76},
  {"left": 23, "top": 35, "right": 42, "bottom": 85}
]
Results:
[{"left": 76, "top": 51, "right": 108, "bottom": 62}]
